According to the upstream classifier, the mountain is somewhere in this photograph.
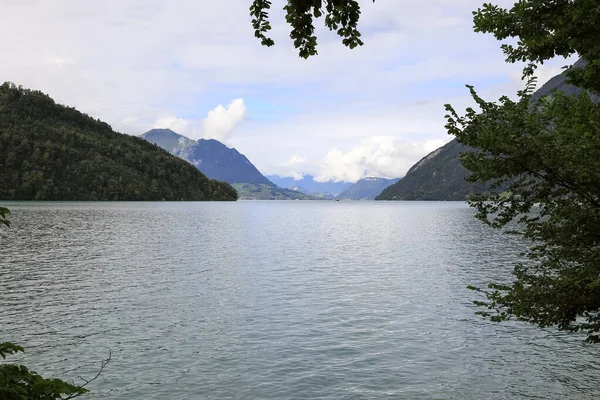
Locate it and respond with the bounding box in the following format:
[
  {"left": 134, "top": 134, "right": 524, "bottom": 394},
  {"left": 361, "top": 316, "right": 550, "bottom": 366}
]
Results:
[
  {"left": 375, "top": 140, "right": 489, "bottom": 200},
  {"left": 376, "top": 59, "right": 598, "bottom": 201},
  {"left": 0, "top": 83, "right": 237, "bottom": 201},
  {"left": 141, "top": 128, "right": 195, "bottom": 153},
  {"left": 141, "top": 129, "right": 314, "bottom": 200},
  {"left": 230, "top": 183, "right": 315, "bottom": 200},
  {"left": 142, "top": 129, "right": 272, "bottom": 185},
  {"left": 266, "top": 174, "right": 352, "bottom": 197},
  {"left": 337, "top": 177, "right": 401, "bottom": 200}
]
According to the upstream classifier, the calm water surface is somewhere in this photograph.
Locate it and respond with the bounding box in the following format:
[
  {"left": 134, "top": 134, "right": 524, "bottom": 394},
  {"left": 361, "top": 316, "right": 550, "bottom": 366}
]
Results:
[{"left": 0, "top": 201, "right": 598, "bottom": 399}]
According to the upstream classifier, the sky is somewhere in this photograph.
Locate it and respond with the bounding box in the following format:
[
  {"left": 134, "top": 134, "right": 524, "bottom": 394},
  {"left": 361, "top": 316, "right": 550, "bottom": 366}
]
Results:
[{"left": 0, "top": 0, "right": 576, "bottom": 182}]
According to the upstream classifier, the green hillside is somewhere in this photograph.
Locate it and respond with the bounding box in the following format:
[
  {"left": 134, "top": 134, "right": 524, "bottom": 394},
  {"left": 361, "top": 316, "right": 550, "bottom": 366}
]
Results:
[
  {"left": 375, "top": 140, "right": 489, "bottom": 200},
  {"left": 232, "top": 183, "right": 317, "bottom": 200},
  {"left": 0, "top": 83, "right": 237, "bottom": 201}
]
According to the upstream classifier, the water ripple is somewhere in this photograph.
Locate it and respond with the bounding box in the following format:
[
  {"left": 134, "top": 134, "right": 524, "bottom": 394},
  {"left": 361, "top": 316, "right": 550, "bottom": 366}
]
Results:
[{"left": 1, "top": 201, "right": 599, "bottom": 399}]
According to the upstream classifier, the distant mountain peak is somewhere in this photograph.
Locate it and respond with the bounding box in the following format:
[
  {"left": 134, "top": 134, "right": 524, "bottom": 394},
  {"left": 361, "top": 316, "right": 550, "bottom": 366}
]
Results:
[
  {"left": 141, "top": 128, "right": 271, "bottom": 186},
  {"left": 145, "top": 128, "right": 178, "bottom": 135},
  {"left": 265, "top": 174, "right": 353, "bottom": 198},
  {"left": 337, "top": 177, "right": 400, "bottom": 200}
]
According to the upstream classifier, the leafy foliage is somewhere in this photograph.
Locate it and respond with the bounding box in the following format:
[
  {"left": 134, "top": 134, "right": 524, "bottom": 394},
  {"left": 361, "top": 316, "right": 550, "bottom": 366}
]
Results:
[
  {"left": 0, "top": 83, "right": 237, "bottom": 201},
  {"left": 473, "top": 0, "right": 600, "bottom": 94},
  {"left": 1, "top": 341, "right": 112, "bottom": 400},
  {"left": 377, "top": 59, "right": 599, "bottom": 202},
  {"left": 0, "top": 206, "right": 9, "bottom": 227},
  {"left": 445, "top": 0, "right": 600, "bottom": 341},
  {"left": 250, "top": 0, "right": 375, "bottom": 58}
]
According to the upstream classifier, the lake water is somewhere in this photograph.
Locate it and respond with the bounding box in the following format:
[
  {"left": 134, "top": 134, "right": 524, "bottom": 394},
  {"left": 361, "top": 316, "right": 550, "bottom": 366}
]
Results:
[{"left": 0, "top": 201, "right": 599, "bottom": 399}]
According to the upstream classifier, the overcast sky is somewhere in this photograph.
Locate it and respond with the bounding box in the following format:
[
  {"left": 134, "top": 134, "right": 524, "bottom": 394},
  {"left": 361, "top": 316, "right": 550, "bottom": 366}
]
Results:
[{"left": 0, "top": 0, "right": 575, "bottom": 182}]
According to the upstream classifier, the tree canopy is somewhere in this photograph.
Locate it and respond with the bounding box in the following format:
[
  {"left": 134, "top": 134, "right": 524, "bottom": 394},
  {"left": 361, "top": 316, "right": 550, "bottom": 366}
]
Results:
[
  {"left": 473, "top": 0, "right": 600, "bottom": 94},
  {"left": 1, "top": 342, "right": 90, "bottom": 400},
  {"left": 0, "top": 83, "right": 238, "bottom": 201},
  {"left": 250, "top": 0, "right": 375, "bottom": 58},
  {"left": 446, "top": 0, "right": 600, "bottom": 341}
]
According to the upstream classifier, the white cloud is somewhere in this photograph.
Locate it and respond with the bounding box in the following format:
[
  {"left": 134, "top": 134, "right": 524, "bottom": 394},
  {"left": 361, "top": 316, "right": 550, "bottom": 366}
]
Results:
[
  {"left": 201, "top": 98, "right": 247, "bottom": 142},
  {"left": 0, "top": 0, "right": 577, "bottom": 177},
  {"left": 314, "top": 136, "right": 446, "bottom": 182},
  {"left": 285, "top": 154, "right": 305, "bottom": 165},
  {"left": 274, "top": 154, "right": 308, "bottom": 180},
  {"left": 139, "top": 99, "right": 248, "bottom": 141},
  {"left": 154, "top": 116, "right": 191, "bottom": 135}
]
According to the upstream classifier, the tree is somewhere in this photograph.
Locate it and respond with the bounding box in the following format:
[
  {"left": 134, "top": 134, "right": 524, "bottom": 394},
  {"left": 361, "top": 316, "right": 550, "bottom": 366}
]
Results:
[
  {"left": 472, "top": 0, "right": 600, "bottom": 94},
  {"left": 250, "top": 0, "right": 375, "bottom": 58},
  {"left": 0, "top": 83, "right": 238, "bottom": 202},
  {"left": 0, "top": 207, "right": 9, "bottom": 228},
  {"left": 445, "top": 0, "right": 600, "bottom": 341}
]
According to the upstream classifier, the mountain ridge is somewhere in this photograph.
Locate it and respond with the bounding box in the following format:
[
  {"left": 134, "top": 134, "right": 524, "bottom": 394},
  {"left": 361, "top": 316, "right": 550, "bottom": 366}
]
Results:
[
  {"left": 140, "top": 129, "right": 315, "bottom": 200},
  {"left": 266, "top": 174, "right": 352, "bottom": 198},
  {"left": 338, "top": 177, "right": 401, "bottom": 200},
  {"left": 0, "top": 83, "right": 237, "bottom": 201}
]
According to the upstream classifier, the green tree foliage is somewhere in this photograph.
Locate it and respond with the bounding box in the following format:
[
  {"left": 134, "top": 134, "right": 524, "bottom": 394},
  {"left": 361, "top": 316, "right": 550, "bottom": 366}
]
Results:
[
  {"left": 0, "top": 206, "right": 9, "bottom": 227},
  {"left": 445, "top": 1, "right": 600, "bottom": 341},
  {"left": 472, "top": 0, "right": 600, "bottom": 92},
  {"left": 0, "top": 83, "right": 238, "bottom": 201},
  {"left": 1, "top": 342, "right": 88, "bottom": 400},
  {"left": 250, "top": 0, "right": 375, "bottom": 58}
]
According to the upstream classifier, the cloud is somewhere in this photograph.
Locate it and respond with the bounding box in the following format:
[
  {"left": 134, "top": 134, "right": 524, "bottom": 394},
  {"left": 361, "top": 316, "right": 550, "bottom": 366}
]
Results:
[
  {"left": 154, "top": 116, "right": 191, "bottom": 135},
  {"left": 0, "top": 0, "right": 577, "bottom": 177},
  {"left": 283, "top": 154, "right": 306, "bottom": 166},
  {"left": 274, "top": 154, "right": 307, "bottom": 180},
  {"left": 142, "top": 99, "right": 247, "bottom": 141},
  {"left": 201, "top": 98, "right": 247, "bottom": 142},
  {"left": 314, "top": 136, "right": 446, "bottom": 182}
]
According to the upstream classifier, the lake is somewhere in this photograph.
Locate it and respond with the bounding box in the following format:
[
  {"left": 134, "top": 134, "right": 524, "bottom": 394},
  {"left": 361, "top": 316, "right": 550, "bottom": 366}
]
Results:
[{"left": 1, "top": 201, "right": 599, "bottom": 399}]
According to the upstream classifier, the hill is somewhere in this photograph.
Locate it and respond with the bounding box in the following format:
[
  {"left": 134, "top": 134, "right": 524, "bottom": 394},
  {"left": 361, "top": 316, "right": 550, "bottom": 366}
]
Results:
[
  {"left": 0, "top": 83, "right": 237, "bottom": 201},
  {"left": 231, "top": 183, "right": 316, "bottom": 200},
  {"left": 375, "top": 140, "right": 488, "bottom": 200},
  {"left": 377, "top": 58, "right": 597, "bottom": 201},
  {"left": 141, "top": 129, "right": 314, "bottom": 200},
  {"left": 337, "top": 177, "right": 400, "bottom": 200}
]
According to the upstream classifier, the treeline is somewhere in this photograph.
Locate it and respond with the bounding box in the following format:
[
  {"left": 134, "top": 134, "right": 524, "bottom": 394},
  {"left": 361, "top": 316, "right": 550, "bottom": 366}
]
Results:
[{"left": 0, "top": 83, "right": 237, "bottom": 201}]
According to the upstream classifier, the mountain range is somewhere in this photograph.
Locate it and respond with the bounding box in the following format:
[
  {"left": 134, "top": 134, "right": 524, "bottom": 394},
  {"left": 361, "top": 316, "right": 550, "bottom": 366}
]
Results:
[
  {"left": 141, "top": 129, "right": 314, "bottom": 200},
  {"left": 265, "top": 175, "right": 352, "bottom": 198},
  {"left": 377, "top": 59, "right": 596, "bottom": 201},
  {"left": 338, "top": 177, "right": 401, "bottom": 200}
]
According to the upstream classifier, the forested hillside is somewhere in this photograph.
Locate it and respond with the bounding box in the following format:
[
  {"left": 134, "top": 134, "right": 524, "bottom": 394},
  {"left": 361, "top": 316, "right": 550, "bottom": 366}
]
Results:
[{"left": 0, "top": 83, "right": 237, "bottom": 201}]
